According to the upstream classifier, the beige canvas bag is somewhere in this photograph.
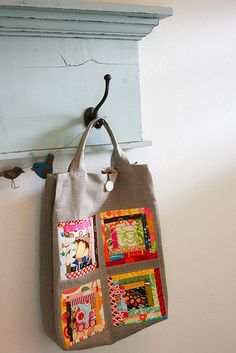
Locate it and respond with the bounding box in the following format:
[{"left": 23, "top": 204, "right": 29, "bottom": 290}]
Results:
[{"left": 40, "top": 118, "right": 168, "bottom": 350}]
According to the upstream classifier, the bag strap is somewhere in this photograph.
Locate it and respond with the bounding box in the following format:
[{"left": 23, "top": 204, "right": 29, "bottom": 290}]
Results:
[{"left": 69, "top": 118, "right": 130, "bottom": 173}]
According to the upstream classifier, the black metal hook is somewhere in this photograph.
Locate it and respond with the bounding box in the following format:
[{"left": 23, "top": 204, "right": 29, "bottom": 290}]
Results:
[{"left": 84, "top": 74, "right": 111, "bottom": 129}]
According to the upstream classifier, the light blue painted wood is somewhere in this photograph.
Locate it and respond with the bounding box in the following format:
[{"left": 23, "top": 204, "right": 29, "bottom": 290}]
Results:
[
  {"left": 0, "top": 2, "right": 172, "bottom": 40},
  {"left": 0, "top": 141, "right": 152, "bottom": 161},
  {"left": 0, "top": 37, "right": 143, "bottom": 157},
  {"left": 0, "top": 1, "right": 172, "bottom": 160},
  {"left": 0, "top": 0, "right": 172, "bottom": 19}
]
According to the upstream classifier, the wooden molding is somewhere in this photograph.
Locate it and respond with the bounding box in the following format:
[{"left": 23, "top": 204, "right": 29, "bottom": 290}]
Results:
[{"left": 0, "top": 1, "right": 172, "bottom": 40}]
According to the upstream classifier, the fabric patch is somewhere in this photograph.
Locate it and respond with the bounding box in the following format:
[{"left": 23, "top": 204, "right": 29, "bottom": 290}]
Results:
[
  {"left": 61, "top": 280, "right": 105, "bottom": 348},
  {"left": 58, "top": 217, "right": 98, "bottom": 280},
  {"left": 100, "top": 208, "right": 157, "bottom": 266},
  {"left": 108, "top": 268, "right": 167, "bottom": 327}
]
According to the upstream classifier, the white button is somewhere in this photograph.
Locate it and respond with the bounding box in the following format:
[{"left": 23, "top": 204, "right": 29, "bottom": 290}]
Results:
[{"left": 105, "top": 180, "right": 114, "bottom": 192}]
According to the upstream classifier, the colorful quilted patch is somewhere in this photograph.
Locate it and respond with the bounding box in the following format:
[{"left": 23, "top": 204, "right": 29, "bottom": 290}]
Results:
[
  {"left": 108, "top": 268, "right": 167, "bottom": 327},
  {"left": 61, "top": 280, "right": 105, "bottom": 348},
  {"left": 58, "top": 217, "right": 98, "bottom": 280},
  {"left": 100, "top": 208, "right": 157, "bottom": 266}
]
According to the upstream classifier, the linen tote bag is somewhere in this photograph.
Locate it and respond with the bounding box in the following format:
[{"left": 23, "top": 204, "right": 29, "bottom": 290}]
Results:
[{"left": 40, "top": 118, "right": 168, "bottom": 350}]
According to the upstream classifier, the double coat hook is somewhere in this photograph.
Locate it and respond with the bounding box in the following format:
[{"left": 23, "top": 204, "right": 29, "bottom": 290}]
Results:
[{"left": 84, "top": 74, "right": 111, "bottom": 129}]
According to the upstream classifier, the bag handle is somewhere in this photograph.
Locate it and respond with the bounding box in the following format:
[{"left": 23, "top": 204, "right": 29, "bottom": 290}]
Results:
[{"left": 69, "top": 118, "right": 130, "bottom": 173}]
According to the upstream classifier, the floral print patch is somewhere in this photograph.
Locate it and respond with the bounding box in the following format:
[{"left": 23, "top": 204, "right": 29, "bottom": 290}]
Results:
[
  {"left": 100, "top": 208, "right": 157, "bottom": 266},
  {"left": 61, "top": 280, "right": 105, "bottom": 348},
  {"left": 108, "top": 268, "right": 167, "bottom": 327},
  {"left": 58, "top": 217, "right": 98, "bottom": 280}
]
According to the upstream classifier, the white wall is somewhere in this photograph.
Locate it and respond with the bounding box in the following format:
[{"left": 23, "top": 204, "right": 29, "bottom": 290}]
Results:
[{"left": 0, "top": 1, "right": 236, "bottom": 353}]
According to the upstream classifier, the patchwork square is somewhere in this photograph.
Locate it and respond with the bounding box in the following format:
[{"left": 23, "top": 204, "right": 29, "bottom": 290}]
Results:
[
  {"left": 58, "top": 217, "right": 98, "bottom": 280},
  {"left": 100, "top": 208, "right": 157, "bottom": 266},
  {"left": 61, "top": 280, "right": 105, "bottom": 348},
  {"left": 108, "top": 268, "right": 167, "bottom": 327}
]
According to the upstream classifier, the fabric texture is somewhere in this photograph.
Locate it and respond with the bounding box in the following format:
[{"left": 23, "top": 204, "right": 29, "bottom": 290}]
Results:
[{"left": 40, "top": 118, "right": 168, "bottom": 350}]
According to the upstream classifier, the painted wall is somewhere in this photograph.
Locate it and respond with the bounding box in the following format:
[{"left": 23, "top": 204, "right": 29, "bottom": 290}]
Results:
[{"left": 0, "top": 1, "right": 236, "bottom": 353}]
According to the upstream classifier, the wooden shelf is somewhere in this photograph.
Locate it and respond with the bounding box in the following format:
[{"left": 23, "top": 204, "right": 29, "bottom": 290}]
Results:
[
  {"left": 0, "top": 0, "right": 172, "bottom": 40},
  {"left": 0, "top": 140, "right": 152, "bottom": 160}
]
